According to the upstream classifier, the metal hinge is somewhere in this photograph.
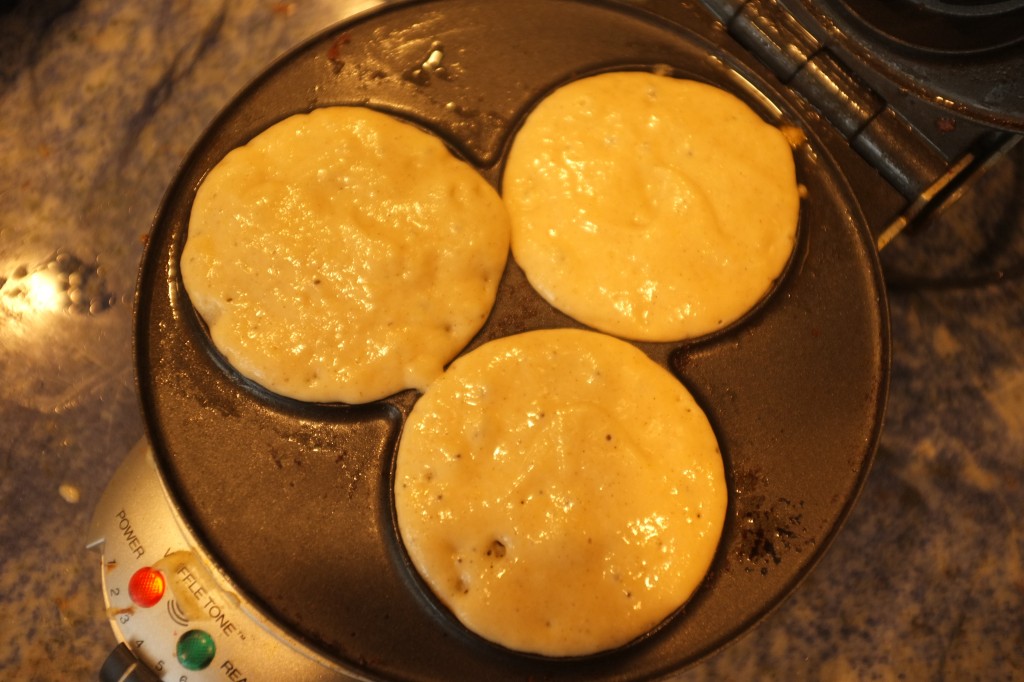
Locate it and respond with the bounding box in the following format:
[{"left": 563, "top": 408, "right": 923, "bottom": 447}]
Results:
[{"left": 699, "top": 0, "right": 949, "bottom": 202}]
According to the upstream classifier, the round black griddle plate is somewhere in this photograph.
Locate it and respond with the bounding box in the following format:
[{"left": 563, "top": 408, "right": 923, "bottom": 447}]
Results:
[{"left": 135, "top": 1, "right": 890, "bottom": 679}]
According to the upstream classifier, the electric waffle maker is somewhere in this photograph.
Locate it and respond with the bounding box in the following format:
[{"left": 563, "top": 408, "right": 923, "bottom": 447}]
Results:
[{"left": 87, "top": 0, "right": 1024, "bottom": 679}]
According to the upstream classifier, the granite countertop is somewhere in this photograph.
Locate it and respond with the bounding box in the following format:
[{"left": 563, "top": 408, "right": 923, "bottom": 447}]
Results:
[{"left": 2, "top": 1, "right": 1022, "bottom": 680}]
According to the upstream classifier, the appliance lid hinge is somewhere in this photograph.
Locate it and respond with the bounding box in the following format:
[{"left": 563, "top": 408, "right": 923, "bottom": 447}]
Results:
[{"left": 700, "top": 0, "right": 948, "bottom": 201}]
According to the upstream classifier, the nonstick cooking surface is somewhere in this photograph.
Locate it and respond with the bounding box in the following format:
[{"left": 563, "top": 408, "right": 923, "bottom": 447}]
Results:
[{"left": 135, "top": 0, "right": 890, "bottom": 679}]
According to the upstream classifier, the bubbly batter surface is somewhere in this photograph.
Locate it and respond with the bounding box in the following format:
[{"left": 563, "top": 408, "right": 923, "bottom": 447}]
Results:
[
  {"left": 503, "top": 71, "right": 800, "bottom": 341},
  {"left": 180, "top": 106, "right": 510, "bottom": 403},
  {"left": 394, "top": 329, "right": 727, "bottom": 657}
]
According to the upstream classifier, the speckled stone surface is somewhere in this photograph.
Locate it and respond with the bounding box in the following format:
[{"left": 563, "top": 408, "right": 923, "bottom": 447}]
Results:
[{"left": 1, "top": 1, "right": 1021, "bottom": 680}]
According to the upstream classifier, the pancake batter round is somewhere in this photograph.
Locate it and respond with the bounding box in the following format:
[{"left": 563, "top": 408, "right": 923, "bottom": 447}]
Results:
[
  {"left": 180, "top": 106, "right": 510, "bottom": 404},
  {"left": 503, "top": 71, "right": 800, "bottom": 342},
  {"left": 394, "top": 328, "right": 727, "bottom": 657}
]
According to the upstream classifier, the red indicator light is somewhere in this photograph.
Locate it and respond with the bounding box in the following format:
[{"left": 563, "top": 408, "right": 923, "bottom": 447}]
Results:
[{"left": 128, "top": 567, "right": 166, "bottom": 607}]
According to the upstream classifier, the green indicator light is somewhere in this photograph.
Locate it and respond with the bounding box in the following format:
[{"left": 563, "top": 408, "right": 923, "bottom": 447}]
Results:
[{"left": 176, "top": 629, "right": 216, "bottom": 671}]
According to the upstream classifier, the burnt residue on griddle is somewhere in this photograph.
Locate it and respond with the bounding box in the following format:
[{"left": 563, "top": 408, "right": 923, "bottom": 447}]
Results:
[
  {"left": 325, "top": 32, "right": 351, "bottom": 73},
  {"left": 731, "top": 468, "right": 809, "bottom": 575},
  {"left": 402, "top": 41, "right": 456, "bottom": 85}
]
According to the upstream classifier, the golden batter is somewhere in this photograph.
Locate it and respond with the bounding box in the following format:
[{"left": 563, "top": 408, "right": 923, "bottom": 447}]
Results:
[
  {"left": 180, "top": 107, "right": 510, "bottom": 404},
  {"left": 394, "top": 328, "right": 727, "bottom": 657},
  {"left": 503, "top": 71, "right": 800, "bottom": 342}
]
